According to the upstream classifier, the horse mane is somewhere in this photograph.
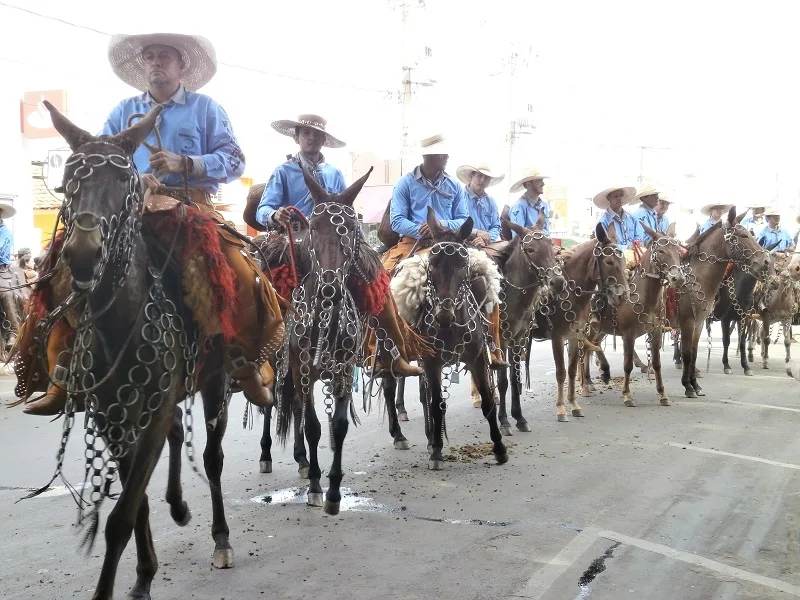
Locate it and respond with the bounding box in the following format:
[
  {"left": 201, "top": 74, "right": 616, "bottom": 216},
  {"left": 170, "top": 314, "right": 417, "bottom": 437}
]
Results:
[
  {"left": 560, "top": 239, "right": 597, "bottom": 285},
  {"left": 683, "top": 221, "right": 721, "bottom": 261}
]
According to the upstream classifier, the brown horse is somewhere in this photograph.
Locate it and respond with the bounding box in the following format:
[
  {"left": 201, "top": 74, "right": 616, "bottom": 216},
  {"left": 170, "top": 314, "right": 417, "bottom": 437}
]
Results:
[
  {"left": 675, "top": 208, "right": 770, "bottom": 398},
  {"left": 580, "top": 227, "right": 685, "bottom": 407},
  {"left": 754, "top": 253, "right": 796, "bottom": 369}
]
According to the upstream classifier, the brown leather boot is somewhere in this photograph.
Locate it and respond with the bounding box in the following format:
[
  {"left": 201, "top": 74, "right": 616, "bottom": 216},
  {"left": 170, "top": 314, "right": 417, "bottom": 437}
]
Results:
[
  {"left": 489, "top": 305, "right": 510, "bottom": 369},
  {"left": 228, "top": 347, "right": 273, "bottom": 409},
  {"left": 371, "top": 295, "right": 423, "bottom": 377},
  {"left": 23, "top": 384, "right": 68, "bottom": 416},
  {"left": 22, "top": 320, "right": 74, "bottom": 417}
]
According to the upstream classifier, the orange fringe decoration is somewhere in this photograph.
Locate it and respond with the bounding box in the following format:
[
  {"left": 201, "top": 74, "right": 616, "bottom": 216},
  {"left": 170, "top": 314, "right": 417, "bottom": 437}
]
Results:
[
  {"left": 271, "top": 264, "right": 297, "bottom": 303},
  {"left": 665, "top": 288, "right": 678, "bottom": 320},
  {"left": 351, "top": 269, "right": 390, "bottom": 317}
]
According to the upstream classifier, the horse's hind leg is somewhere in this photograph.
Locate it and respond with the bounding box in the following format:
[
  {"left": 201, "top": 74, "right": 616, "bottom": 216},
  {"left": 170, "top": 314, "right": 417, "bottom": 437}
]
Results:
[
  {"left": 395, "top": 377, "right": 408, "bottom": 421},
  {"left": 762, "top": 318, "right": 771, "bottom": 369},
  {"left": 497, "top": 363, "right": 512, "bottom": 436},
  {"left": 165, "top": 405, "right": 191, "bottom": 526},
  {"left": 324, "top": 393, "right": 351, "bottom": 515},
  {"left": 472, "top": 358, "right": 507, "bottom": 464},
  {"left": 201, "top": 374, "right": 234, "bottom": 569},
  {"left": 259, "top": 404, "right": 273, "bottom": 473},
  {"left": 739, "top": 320, "right": 753, "bottom": 376},
  {"left": 127, "top": 492, "right": 157, "bottom": 599},
  {"left": 510, "top": 359, "right": 533, "bottom": 429},
  {"left": 383, "top": 375, "right": 410, "bottom": 450},
  {"left": 721, "top": 319, "right": 732, "bottom": 374},
  {"left": 597, "top": 348, "right": 611, "bottom": 384},
  {"left": 293, "top": 393, "right": 310, "bottom": 479}
]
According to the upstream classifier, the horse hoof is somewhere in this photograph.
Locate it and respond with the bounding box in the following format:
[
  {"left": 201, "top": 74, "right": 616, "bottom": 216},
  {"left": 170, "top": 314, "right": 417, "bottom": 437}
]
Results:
[
  {"left": 324, "top": 500, "right": 341, "bottom": 515},
  {"left": 394, "top": 439, "right": 410, "bottom": 450},
  {"left": 495, "top": 452, "right": 509, "bottom": 465},
  {"left": 685, "top": 390, "right": 697, "bottom": 399},
  {"left": 398, "top": 411, "right": 409, "bottom": 422},
  {"left": 307, "top": 492, "right": 324, "bottom": 507},
  {"left": 259, "top": 460, "right": 272, "bottom": 474},
  {"left": 298, "top": 467, "right": 310, "bottom": 479},
  {"left": 427, "top": 444, "right": 433, "bottom": 454},
  {"left": 580, "top": 388, "right": 593, "bottom": 398},
  {"left": 557, "top": 414, "right": 569, "bottom": 422},
  {"left": 674, "top": 363, "right": 682, "bottom": 370},
  {"left": 623, "top": 398, "right": 637, "bottom": 408},
  {"left": 600, "top": 375, "right": 611, "bottom": 384},
  {"left": 745, "top": 370, "right": 754, "bottom": 377},
  {"left": 127, "top": 588, "right": 151, "bottom": 600},
  {"left": 763, "top": 363, "right": 769, "bottom": 370},
  {"left": 428, "top": 460, "right": 445, "bottom": 470},
  {"left": 640, "top": 366, "right": 648, "bottom": 373},
  {"left": 723, "top": 368, "right": 732, "bottom": 374},
  {"left": 212, "top": 548, "right": 234, "bottom": 569},
  {"left": 500, "top": 425, "right": 513, "bottom": 436},
  {"left": 660, "top": 398, "right": 671, "bottom": 406},
  {"left": 572, "top": 409, "right": 584, "bottom": 417},
  {"left": 516, "top": 422, "right": 532, "bottom": 432},
  {"left": 171, "top": 501, "right": 191, "bottom": 527}
]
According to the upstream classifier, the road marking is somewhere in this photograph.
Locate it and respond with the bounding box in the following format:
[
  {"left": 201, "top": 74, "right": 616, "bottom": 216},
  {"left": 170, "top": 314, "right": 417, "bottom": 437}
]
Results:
[
  {"left": 598, "top": 530, "right": 800, "bottom": 597},
  {"left": 511, "top": 527, "right": 600, "bottom": 599},
  {"left": 717, "top": 399, "right": 800, "bottom": 413},
  {"left": 666, "top": 442, "right": 800, "bottom": 471}
]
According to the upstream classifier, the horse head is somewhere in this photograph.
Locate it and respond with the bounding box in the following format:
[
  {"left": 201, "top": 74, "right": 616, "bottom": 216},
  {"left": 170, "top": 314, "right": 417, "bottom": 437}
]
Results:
[
  {"left": 593, "top": 221, "right": 629, "bottom": 308},
  {"left": 425, "top": 206, "right": 474, "bottom": 328},
  {"left": 789, "top": 251, "right": 800, "bottom": 282},
  {"left": 721, "top": 207, "right": 771, "bottom": 279},
  {"left": 504, "top": 214, "right": 566, "bottom": 296},
  {"left": 43, "top": 100, "right": 161, "bottom": 290},
  {"left": 641, "top": 224, "right": 685, "bottom": 288}
]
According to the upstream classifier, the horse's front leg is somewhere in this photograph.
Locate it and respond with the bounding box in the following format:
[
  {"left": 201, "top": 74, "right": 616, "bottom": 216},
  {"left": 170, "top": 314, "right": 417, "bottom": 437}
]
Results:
[
  {"left": 165, "top": 405, "right": 191, "bottom": 526},
  {"left": 689, "top": 321, "right": 705, "bottom": 396},
  {"left": 672, "top": 329, "right": 683, "bottom": 369},
  {"left": 651, "top": 328, "right": 669, "bottom": 406},
  {"left": 292, "top": 389, "right": 310, "bottom": 479},
  {"left": 721, "top": 318, "right": 732, "bottom": 374},
  {"left": 762, "top": 317, "right": 771, "bottom": 369},
  {"left": 680, "top": 320, "right": 697, "bottom": 398},
  {"left": 497, "top": 359, "right": 512, "bottom": 436},
  {"left": 566, "top": 339, "right": 583, "bottom": 416},
  {"left": 622, "top": 333, "right": 636, "bottom": 407},
  {"left": 382, "top": 374, "right": 409, "bottom": 449},
  {"left": 395, "top": 376, "right": 408, "bottom": 421},
  {"left": 472, "top": 356, "right": 507, "bottom": 464},
  {"left": 426, "top": 365, "right": 445, "bottom": 469},
  {"left": 784, "top": 319, "right": 792, "bottom": 364},
  {"left": 552, "top": 336, "right": 569, "bottom": 422},
  {"left": 259, "top": 404, "right": 273, "bottom": 473},
  {"left": 739, "top": 319, "right": 753, "bottom": 376},
  {"left": 324, "top": 392, "right": 351, "bottom": 515},
  {"left": 304, "top": 394, "right": 324, "bottom": 508},
  {"left": 510, "top": 355, "right": 532, "bottom": 430}
]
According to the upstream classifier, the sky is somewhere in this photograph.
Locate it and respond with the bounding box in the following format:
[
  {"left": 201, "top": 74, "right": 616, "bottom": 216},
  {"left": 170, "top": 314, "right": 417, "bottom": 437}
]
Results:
[{"left": 2, "top": 0, "right": 800, "bottom": 225}]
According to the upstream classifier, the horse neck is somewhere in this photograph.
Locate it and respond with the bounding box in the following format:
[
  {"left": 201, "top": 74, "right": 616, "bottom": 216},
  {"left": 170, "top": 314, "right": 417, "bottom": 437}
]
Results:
[
  {"left": 562, "top": 241, "right": 596, "bottom": 291},
  {"left": 685, "top": 239, "right": 728, "bottom": 298},
  {"left": 630, "top": 250, "right": 663, "bottom": 306},
  {"left": 767, "top": 276, "right": 794, "bottom": 315},
  {"left": 503, "top": 241, "right": 540, "bottom": 310}
]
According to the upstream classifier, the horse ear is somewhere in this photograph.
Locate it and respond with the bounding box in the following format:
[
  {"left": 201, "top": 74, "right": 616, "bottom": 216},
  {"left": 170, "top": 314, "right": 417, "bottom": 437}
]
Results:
[
  {"left": 685, "top": 225, "right": 700, "bottom": 245},
  {"left": 43, "top": 99, "right": 95, "bottom": 151},
  {"left": 505, "top": 219, "right": 529, "bottom": 239},
  {"left": 727, "top": 206, "right": 737, "bottom": 227},
  {"left": 301, "top": 165, "right": 331, "bottom": 205},
  {"left": 108, "top": 104, "right": 163, "bottom": 156},
  {"left": 641, "top": 222, "right": 660, "bottom": 240},
  {"left": 735, "top": 209, "right": 747, "bottom": 224},
  {"left": 666, "top": 221, "right": 676, "bottom": 238},
  {"left": 459, "top": 216, "right": 474, "bottom": 240},
  {"left": 426, "top": 206, "right": 445, "bottom": 238},
  {"left": 535, "top": 209, "right": 547, "bottom": 231},
  {"left": 595, "top": 221, "right": 609, "bottom": 245},
  {"left": 337, "top": 166, "right": 373, "bottom": 207}
]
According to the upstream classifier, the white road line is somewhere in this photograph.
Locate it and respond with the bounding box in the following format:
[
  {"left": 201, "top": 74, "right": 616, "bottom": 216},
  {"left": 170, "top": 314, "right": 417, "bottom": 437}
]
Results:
[
  {"left": 666, "top": 442, "right": 800, "bottom": 470},
  {"left": 598, "top": 530, "right": 800, "bottom": 597},
  {"left": 511, "top": 527, "right": 600, "bottom": 599},
  {"left": 717, "top": 399, "right": 800, "bottom": 413}
]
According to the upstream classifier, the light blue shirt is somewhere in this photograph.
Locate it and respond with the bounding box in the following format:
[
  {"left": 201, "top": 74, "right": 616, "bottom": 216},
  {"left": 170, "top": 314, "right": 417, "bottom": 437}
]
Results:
[
  {"left": 756, "top": 226, "right": 794, "bottom": 252},
  {"left": 699, "top": 218, "right": 720, "bottom": 234},
  {"left": 464, "top": 186, "right": 501, "bottom": 242},
  {"left": 0, "top": 223, "right": 12, "bottom": 265},
  {"left": 632, "top": 204, "right": 670, "bottom": 243},
  {"left": 741, "top": 215, "right": 767, "bottom": 238},
  {"left": 508, "top": 195, "right": 550, "bottom": 237},
  {"left": 256, "top": 156, "right": 346, "bottom": 224},
  {"left": 100, "top": 86, "right": 245, "bottom": 194},
  {"left": 599, "top": 208, "right": 640, "bottom": 249},
  {"left": 390, "top": 166, "right": 469, "bottom": 239}
]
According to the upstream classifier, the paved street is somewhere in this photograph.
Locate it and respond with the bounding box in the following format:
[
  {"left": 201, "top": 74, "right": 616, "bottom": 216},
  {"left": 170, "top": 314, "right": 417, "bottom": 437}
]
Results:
[{"left": 2, "top": 324, "right": 800, "bottom": 600}]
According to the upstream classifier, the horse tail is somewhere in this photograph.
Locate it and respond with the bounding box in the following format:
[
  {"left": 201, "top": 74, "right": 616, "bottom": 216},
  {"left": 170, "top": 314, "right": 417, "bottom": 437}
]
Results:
[
  {"left": 275, "top": 371, "right": 294, "bottom": 447},
  {"left": 524, "top": 333, "right": 533, "bottom": 391}
]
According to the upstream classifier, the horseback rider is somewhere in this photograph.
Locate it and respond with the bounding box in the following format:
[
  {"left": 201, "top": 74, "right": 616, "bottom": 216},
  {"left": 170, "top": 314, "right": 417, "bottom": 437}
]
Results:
[
  {"left": 741, "top": 205, "right": 767, "bottom": 237},
  {"left": 632, "top": 184, "right": 672, "bottom": 244},
  {"left": 0, "top": 202, "right": 21, "bottom": 348},
  {"left": 19, "top": 32, "right": 284, "bottom": 416},
  {"left": 383, "top": 135, "right": 508, "bottom": 368},
  {"left": 455, "top": 162, "right": 504, "bottom": 247},
  {"left": 756, "top": 207, "right": 795, "bottom": 253},
  {"left": 698, "top": 203, "right": 733, "bottom": 233},
  {"left": 252, "top": 113, "right": 423, "bottom": 377},
  {"left": 507, "top": 167, "right": 551, "bottom": 237},
  {"left": 595, "top": 185, "right": 640, "bottom": 251}
]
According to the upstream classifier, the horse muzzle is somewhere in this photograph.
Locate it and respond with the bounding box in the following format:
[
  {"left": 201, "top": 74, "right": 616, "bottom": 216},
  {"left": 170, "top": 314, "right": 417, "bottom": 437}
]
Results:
[{"left": 62, "top": 213, "right": 104, "bottom": 289}]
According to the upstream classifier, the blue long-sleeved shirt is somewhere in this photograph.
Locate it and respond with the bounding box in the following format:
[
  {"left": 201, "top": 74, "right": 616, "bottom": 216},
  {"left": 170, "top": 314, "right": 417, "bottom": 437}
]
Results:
[
  {"left": 508, "top": 195, "right": 551, "bottom": 237},
  {"left": 756, "top": 226, "right": 794, "bottom": 251},
  {"left": 464, "top": 186, "right": 501, "bottom": 242},
  {"left": 699, "top": 218, "right": 720, "bottom": 234},
  {"left": 599, "top": 208, "right": 640, "bottom": 249},
  {"left": 100, "top": 86, "right": 245, "bottom": 194},
  {"left": 741, "top": 216, "right": 767, "bottom": 238},
  {"left": 389, "top": 166, "right": 468, "bottom": 239},
  {"left": 0, "top": 224, "right": 12, "bottom": 265},
  {"left": 632, "top": 204, "right": 670, "bottom": 243},
  {"left": 256, "top": 157, "right": 346, "bottom": 224}
]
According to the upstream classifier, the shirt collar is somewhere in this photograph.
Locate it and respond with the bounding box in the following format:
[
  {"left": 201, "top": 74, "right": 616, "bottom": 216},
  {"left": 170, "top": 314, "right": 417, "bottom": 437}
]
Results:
[
  {"left": 141, "top": 85, "right": 187, "bottom": 105},
  {"left": 606, "top": 208, "right": 625, "bottom": 221},
  {"left": 523, "top": 192, "right": 543, "bottom": 207},
  {"left": 296, "top": 152, "right": 327, "bottom": 172},
  {"left": 465, "top": 185, "right": 485, "bottom": 202},
  {"left": 413, "top": 165, "right": 446, "bottom": 186}
]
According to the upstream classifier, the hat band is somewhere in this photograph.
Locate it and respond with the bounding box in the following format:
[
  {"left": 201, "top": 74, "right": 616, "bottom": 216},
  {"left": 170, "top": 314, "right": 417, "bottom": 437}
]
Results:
[{"left": 299, "top": 120, "right": 325, "bottom": 129}]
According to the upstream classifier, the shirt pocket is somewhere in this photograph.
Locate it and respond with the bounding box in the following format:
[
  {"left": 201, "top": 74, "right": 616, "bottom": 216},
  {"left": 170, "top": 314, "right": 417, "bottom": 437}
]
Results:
[{"left": 177, "top": 126, "right": 201, "bottom": 153}]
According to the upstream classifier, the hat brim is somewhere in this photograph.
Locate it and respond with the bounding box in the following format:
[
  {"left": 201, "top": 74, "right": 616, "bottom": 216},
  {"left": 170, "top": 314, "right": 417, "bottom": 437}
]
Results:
[
  {"left": 634, "top": 190, "right": 662, "bottom": 201},
  {"left": 593, "top": 186, "right": 637, "bottom": 209},
  {"left": 0, "top": 203, "right": 17, "bottom": 219},
  {"left": 509, "top": 174, "right": 548, "bottom": 194},
  {"left": 699, "top": 203, "right": 734, "bottom": 217},
  {"left": 243, "top": 183, "right": 268, "bottom": 232},
  {"left": 456, "top": 166, "right": 504, "bottom": 187},
  {"left": 270, "top": 120, "right": 346, "bottom": 149},
  {"left": 108, "top": 33, "right": 217, "bottom": 92}
]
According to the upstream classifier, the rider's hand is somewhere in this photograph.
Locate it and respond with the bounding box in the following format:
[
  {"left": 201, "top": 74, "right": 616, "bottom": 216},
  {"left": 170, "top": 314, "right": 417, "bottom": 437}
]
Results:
[
  {"left": 472, "top": 236, "right": 486, "bottom": 248},
  {"left": 476, "top": 230, "right": 491, "bottom": 244},
  {"left": 141, "top": 173, "right": 162, "bottom": 192},
  {"left": 418, "top": 223, "right": 432, "bottom": 238},
  {"left": 271, "top": 207, "right": 292, "bottom": 230},
  {"left": 149, "top": 150, "right": 185, "bottom": 175}
]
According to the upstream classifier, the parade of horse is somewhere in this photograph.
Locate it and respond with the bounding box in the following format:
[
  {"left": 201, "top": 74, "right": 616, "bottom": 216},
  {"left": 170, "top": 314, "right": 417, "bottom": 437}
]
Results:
[{"left": 3, "top": 16, "right": 800, "bottom": 600}]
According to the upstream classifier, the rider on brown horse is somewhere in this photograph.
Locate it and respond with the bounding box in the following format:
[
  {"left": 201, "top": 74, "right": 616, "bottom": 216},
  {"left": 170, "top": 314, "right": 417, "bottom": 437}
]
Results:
[{"left": 17, "top": 32, "right": 284, "bottom": 416}]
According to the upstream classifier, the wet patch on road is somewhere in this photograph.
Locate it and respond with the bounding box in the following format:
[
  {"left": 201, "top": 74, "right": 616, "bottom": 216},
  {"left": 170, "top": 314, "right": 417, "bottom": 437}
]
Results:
[{"left": 576, "top": 541, "right": 621, "bottom": 598}]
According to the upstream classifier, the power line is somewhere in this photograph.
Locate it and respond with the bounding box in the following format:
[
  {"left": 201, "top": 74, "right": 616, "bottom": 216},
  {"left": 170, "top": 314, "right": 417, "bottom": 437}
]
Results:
[{"left": 0, "top": 1, "right": 394, "bottom": 95}]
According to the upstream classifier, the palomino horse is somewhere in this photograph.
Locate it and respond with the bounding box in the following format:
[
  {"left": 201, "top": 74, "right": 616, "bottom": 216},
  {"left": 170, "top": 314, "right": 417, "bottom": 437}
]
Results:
[
  {"left": 495, "top": 217, "right": 566, "bottom": 435},
  {"left": 580, "top": 226, "right": 685, "bottom": 406},
  {"left": 382, "top": 207, "right": 508, "bottom": 469},
  {"left": 753, "top": 253, "right": 796, "bottom": 369},
  {"left": 708, "top": 266, "right": 760, "bottom": 376},
  {"left": 529, "top": 222, "right": 628, "bottom": 422},
  {"left": 675, "top": 208, "right": 769, "bottom": 398},
  {"left": 273, "top": 167, "right": 376, "bottom": 513},
  {"left": 27, "top": 102, "right": 245, "bottom": 598}
]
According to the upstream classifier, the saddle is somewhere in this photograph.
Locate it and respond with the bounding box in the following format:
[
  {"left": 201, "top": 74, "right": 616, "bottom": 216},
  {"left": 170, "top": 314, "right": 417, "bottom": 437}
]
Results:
[{"left": 480, "top": 240, "right": 513, "bottom": 271}]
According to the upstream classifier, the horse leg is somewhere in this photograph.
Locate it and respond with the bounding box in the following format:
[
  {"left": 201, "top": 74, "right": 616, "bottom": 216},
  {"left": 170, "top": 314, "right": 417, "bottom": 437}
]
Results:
[
  {"left": 259, "top": 405, "right": 273, "bottom": 473},
  {"left": 497, "top": 361, "right": 512, "bottom": 436},
  {"left": 762, "top": 317, "right": 771, "bottom": 369},
  {"left": 650, "top": 328, "right": 669, "bottom": 405},
  {"left": 552, "top": 336, "right": 569, "bottom": 422},
  {"left": 472, "top": 358, "right": 507, "bottom": 464},
  {"left": 395, "top": 376, "right": 408, "bottom": 421},
  {"left": 201, "top": 374, "right": 234, "bottom": 569},
  {"left": 784, "top": 319, "right": 792, "bottom": 364},
  {"left": 622, "top": 334, "right": 636, "bottom": 407},
  {"left": 673, "top": 330, "right": 683, "bottom": 369},
  {"left": 632, "top": 348, "right": 649, "bottom": 373},
  {"left": 739, "top": 319, "right": 753, "bottom": 376},
  {"left": 164, "top": 405, "right": 191, "bottom": 526},
  {"left": 510, "top": 357, "right": 532, "bottom": 430},
  {"left": 383, "top": 375, "right": 410, "bottom": 449},
  {"left": 566, "top": 339, "right": 584, "bottom": 417},
  {"left": 420, "top": 374, "right": 432, "bottom": 452},
  {"left": 721, "top": 319, "right": 732, "bottom": 374},
  {"left": 304, "top": 396, "right": 324, "bottom": 508},
  {"left": 597, "top": 348, "right": 611, "bottom": 384},
  {"left": 426, "top": 365, "right": 445, "bottom": 469},
  {"left": 748, "top": 321, "right": 756, "bottom": 362},
  {"left": 293, "top": 393, "right": 310, "bottom": 479},
  {"left": 126, "top": 488, "right": 157, "bottom": 599},
  {"left": 680, "top": 321, "right": 697, "bottom": 398},
  {"left": 323, "top": 393, "right": 351, "bottom": 515},
  {"left": 690, "top": 322, "right": 705, "bottom": 396}
]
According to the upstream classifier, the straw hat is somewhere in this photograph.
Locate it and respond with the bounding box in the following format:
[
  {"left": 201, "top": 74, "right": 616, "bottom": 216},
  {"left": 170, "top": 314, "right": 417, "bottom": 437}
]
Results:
[
  {"left": 270, "top": 114, "right": 346, "bottom": 149},
  {"left": 0, "top": 203, "right": 16, "bottom": 220},
  {"left": 419, "top": 134, "right": 449, "bottom": 155},
  {"left": 509, "top": 167, "right": 549, "bottom": 194},
  {"left": 699, "top": 202, "right": 734, "bottom": 217},
  {"left": 634, "top": 184, "right": 662, "bottom": 202},
  {"left": 657, "top": 193, "right": 678, "bottom": 206},
  {"left": 456, "top": 162, "right": 504, "bottom": 187},
  {"left": 592, "top": 185, "right": 637, "bottom": 209},
  {"left": 108, "top": 33, "right": 217, "bottom": 92},
  {"left": 763, "top": 206, "right": 781, "bottom": 217}
]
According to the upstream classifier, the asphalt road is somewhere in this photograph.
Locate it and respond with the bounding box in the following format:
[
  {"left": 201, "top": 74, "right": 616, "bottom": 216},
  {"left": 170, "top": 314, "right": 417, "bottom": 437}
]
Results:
[{"left": 2, "top": 324, "right": 800, "bottom": 600}]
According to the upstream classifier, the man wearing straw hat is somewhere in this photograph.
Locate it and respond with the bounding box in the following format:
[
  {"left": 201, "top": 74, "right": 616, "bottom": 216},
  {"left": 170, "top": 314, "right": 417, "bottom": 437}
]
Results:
[
  {"left": 594, "top": 185, "right": 641, "bottom": 250},
  {"left": 741, "top": 205, "right": 768, "bottom": 237},
  {"left": 19, "top": 33, "right": 284, "bottom": 416},
  {"left": 455, "top": 162, "right": 504, "bottom": 247},
  {"left": 252, "top": 113, "right": 424, "bottom": 377},
  {"left": 631, "top": 184, "right": 675, "bottom": 244},
  {"left": 0, "top": 202, "right": 21, "bottom": 348},
  {"left": 755, "top": 207, "right": 794, "bottom": 253},
  {"left": 507, "top": 167, "right": 551, "bottom": 237},
  {"left": 698, "top": 203, "right": 734, "bottom": 233}
]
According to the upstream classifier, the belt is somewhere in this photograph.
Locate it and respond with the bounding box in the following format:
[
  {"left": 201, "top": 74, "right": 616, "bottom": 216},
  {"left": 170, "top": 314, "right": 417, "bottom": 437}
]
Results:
[{"left": 160, "top": 186, "right": 213, "bottom": 206}]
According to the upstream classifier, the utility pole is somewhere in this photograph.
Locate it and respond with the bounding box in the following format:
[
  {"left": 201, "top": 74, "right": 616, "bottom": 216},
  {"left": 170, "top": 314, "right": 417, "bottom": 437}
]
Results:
[{"left": 503, "top": 45, "right": 534, "bottom": 205}]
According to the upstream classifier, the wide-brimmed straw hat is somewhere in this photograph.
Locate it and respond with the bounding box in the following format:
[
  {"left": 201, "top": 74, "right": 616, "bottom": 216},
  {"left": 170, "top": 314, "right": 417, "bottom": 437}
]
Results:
[
  {"left": 699, "top": 202, "right": 734, "bottom": 217},
  {"left": 456, "top": 162, "right": 504, "bottom": 187},
  {"left": 634, "top": 184, "right": 663, "bottom": 202},
  {"left": 593, "top": 185, "right": 637, "bottom": 209},
  {"left": 509, "top": 167, "right": 549, "bottom": 194},
  {"left": 419, "top": 134, "right": 449, "bottom": 155},
  {"left": 0, "top": 203, "right": 16, "bottom": 220},
  {"left": 108, "top": 33, "right": 217, "bottom": 92},
  {"left": 270, "top": 114, "right": 346, "bottom": 149},
  {"left": 763, "top": 206, "right": 781, "bottom": 217}
]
